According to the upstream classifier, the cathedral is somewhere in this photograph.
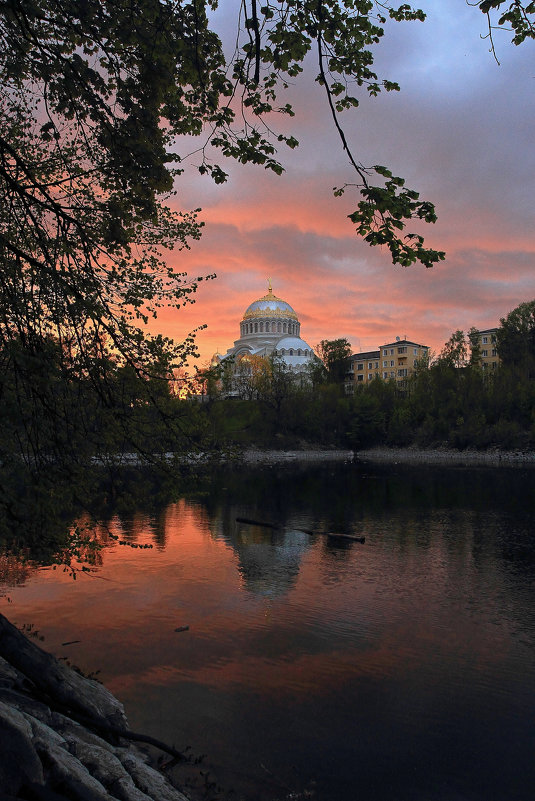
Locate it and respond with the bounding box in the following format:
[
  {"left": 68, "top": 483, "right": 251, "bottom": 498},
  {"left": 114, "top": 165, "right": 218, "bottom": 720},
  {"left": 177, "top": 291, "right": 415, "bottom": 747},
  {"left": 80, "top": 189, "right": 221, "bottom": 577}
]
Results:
[{"left": 213, "top": 281, "right": 315, "bottom": 383}]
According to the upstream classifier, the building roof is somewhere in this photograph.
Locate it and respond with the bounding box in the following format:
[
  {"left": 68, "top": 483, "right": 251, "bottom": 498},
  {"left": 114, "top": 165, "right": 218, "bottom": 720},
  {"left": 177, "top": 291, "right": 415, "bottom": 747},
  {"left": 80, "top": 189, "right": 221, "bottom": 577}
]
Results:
[
  {"left": 380, "top": 339, "right": 428, "bottom": 348},
  {"left": 243, "top": 286, "right": 298, "bottom": 321},
  {"left": 350, "top": 350, "right": 380, "bottom": 361},
  {"left": 275, "top": 336, "right": 311, "bottom": 352}
]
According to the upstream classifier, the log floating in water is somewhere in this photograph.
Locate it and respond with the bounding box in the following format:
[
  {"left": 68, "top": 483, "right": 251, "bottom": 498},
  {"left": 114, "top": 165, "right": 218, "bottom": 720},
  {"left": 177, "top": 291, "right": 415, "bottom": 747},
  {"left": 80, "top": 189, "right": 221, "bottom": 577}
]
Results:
[
  {"left": 236, "top": 517, "right": 279, "bottom": 529},
  {"left": 326, "top": 533, "right": 366, "bottom": 543},
  {"left": 235, "top": 518, "right": 365, "bottom": 543}
]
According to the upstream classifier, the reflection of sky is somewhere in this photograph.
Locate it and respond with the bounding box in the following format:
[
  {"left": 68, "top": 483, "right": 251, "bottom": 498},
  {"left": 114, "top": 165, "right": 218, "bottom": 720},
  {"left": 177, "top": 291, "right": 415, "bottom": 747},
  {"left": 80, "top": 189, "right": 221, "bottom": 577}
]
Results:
[
  {"left": 2, "top": 470, "right": 535, "bottom": 800},
  {"left": 144, "top": 1, "right": 535, "bottom": 366}
]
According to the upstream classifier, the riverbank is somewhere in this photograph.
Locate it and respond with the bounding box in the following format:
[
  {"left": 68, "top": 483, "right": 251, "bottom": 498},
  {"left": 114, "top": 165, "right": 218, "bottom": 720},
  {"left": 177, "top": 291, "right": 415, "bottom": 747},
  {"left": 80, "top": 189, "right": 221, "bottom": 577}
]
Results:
[
  {"left": 0, "top": 614, "right": 190, "bottom": 801},
  {"left": 355, "top": 446, "right": 535, "bottom": 466},
  {"left": 239, "top": 446, "right": 535, "bottom": 467}
]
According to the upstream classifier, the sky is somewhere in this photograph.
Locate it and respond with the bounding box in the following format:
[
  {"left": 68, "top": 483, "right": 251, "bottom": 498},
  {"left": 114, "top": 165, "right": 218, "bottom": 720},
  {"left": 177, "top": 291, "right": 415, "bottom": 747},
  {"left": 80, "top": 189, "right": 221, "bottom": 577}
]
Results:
[{"left": 150, "top": 1, "right": 535, "bottom": 367}]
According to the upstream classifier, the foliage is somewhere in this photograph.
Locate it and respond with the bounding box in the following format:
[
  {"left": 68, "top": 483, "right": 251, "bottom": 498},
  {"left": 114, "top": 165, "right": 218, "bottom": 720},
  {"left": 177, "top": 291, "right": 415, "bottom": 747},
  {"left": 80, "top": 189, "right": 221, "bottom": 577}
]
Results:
[
  {"left": 477, "top": 1, "right": 535, "bottom": 47},
  {"left": 0, "top": 1, "right": 532, "bottom": 485},
  {"left": 496, "top": 299, "right": 535, "bottom": 370},
  {"left": 436, "top": 330, "right": 469, "bottom": 369},
  {"left": 315, "top": 338, "right": 352, "bottom": 383},
  {"left": 468, "top": 327, "right": 483, "bottom": 367}
]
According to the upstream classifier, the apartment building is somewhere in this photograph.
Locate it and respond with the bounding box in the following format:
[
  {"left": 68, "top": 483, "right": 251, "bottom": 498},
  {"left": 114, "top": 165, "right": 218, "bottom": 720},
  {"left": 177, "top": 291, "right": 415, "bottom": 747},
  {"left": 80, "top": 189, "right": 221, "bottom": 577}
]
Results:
[
  {"left": 345, "top": 350, "right": 381, "bottom": 390},
  {"left": 473, "top": 328, "right": 500, "bottom": 371},
  {"left": 346, "top": 338, "right": 429, "bottom": 392}
]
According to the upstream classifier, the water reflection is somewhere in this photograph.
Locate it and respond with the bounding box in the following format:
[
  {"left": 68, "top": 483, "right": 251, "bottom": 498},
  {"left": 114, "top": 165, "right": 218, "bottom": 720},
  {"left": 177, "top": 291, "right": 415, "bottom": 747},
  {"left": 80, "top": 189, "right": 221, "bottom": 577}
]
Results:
[{"left": 1, "top": 462, "right": 535, "bottom": 801}]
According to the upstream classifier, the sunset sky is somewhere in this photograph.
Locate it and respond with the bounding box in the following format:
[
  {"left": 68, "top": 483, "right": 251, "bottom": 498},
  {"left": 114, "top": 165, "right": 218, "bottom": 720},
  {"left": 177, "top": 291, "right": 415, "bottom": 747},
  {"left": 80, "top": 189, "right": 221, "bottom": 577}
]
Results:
[{"left": 152, "top": 1, "right": 534, "bottom": 368}]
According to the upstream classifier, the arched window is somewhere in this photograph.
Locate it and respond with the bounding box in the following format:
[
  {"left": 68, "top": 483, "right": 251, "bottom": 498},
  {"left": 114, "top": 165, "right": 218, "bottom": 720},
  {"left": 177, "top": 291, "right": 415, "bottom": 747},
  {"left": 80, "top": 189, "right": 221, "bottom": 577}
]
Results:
[
  {"left": 259, "top": 322, "right": 263, "bottom": 332},
  {"left": 298, "top": 349, "right": 301, "bottom": 356},
  {"left": 283, "top": 323, "right": 287, "bottom": 333},
  {"left": 281, "top": 349, "right": 285, "bottom": 355},
  {"left": 254, "top": 322, "right": 258, "bottom": 332},
  {"left": 289, "top": 349, "right": 293, "bottom": 356},
  {"left": 277, "top": 322, "right": 281, "bottom": 332}
]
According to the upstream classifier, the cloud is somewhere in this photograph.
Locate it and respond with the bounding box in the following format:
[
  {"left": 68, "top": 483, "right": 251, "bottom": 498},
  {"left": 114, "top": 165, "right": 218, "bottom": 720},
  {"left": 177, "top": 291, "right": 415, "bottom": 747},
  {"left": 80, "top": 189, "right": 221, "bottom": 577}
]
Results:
[{"left": 147, "top": 1, "right": 535, "bottom": 366}]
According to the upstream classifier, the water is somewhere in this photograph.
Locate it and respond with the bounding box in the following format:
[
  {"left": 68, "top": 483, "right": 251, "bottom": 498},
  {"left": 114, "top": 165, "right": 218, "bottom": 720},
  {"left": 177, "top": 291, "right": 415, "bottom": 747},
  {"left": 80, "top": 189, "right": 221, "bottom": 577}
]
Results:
[{"left": 2, "top": 460, "right": 535, "bottom": 800}]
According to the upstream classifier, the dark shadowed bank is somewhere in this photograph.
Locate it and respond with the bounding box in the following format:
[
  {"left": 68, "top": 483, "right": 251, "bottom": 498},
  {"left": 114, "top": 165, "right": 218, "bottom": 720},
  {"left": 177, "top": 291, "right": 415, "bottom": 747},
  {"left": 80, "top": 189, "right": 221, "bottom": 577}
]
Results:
[{"left": 0, "top": 614, "right": 190, "bottom": 801}]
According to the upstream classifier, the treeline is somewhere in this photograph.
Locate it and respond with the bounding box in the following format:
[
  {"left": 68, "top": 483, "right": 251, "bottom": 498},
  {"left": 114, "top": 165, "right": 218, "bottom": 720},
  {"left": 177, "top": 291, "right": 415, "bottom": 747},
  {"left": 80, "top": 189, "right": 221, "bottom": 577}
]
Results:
[
  {"left": 198, "top": 300, "right": 535, "bottom": 452},
  {"left": 196, "top": 359, "right": 535, "bottom": 451}
]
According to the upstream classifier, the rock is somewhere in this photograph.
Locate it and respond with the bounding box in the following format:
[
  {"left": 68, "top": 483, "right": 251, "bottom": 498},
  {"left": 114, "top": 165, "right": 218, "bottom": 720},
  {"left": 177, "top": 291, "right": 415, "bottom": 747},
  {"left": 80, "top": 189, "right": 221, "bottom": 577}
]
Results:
[
  {"left": 36, "top": 740, "right": 115, "bottom": 801},
  {"left": 118, "top": 752, "right": 190, "bottom": 801},
  {"left": 0, "top": 615, "right": 128, "bottom": 729},
  {"left": 0, "top": 701, "right": 44, "bottom": 794},
  {"left": 70, "top": 741, "right": 137, "bottom": 790}
]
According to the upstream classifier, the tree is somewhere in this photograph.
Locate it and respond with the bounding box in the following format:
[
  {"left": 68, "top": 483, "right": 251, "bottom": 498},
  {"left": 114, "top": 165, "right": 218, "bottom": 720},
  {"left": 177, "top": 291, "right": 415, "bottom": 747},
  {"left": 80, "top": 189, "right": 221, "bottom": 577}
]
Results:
[
  {"left": 497, "top": 299, "right": 535, "bottom": 370},
  {"left": 468, "top": 327, "right": 483, "bottom": 367},
  {"left": 0, "top": 0, "right": 532, "bottom": 469},
  {"left": 315, "top": 338, "right": 352, "bottom": 384},
  {"left": 437, "top": 330, "right": 469, "bottom": 370}
]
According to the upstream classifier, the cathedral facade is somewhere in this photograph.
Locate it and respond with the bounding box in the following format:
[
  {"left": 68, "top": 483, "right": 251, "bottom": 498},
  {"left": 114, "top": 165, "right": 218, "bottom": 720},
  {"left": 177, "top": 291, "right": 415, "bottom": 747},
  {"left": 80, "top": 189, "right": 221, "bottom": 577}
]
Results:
[{"left": 213, "top": 282, "right": 316, "bottom": 386}]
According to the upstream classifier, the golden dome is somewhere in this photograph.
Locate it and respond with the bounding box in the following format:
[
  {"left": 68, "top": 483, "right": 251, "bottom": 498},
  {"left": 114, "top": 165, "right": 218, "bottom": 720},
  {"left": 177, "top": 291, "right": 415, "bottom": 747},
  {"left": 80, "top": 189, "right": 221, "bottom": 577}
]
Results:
[{"left": 242, "top": 287, "right": 298, "bottom": 321}]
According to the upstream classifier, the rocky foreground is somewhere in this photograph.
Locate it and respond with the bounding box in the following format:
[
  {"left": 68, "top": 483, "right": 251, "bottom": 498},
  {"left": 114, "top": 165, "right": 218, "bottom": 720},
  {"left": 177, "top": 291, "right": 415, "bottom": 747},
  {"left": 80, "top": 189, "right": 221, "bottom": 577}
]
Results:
[{"left": 0, "top": 613, "right": 189, "bottom": 801}]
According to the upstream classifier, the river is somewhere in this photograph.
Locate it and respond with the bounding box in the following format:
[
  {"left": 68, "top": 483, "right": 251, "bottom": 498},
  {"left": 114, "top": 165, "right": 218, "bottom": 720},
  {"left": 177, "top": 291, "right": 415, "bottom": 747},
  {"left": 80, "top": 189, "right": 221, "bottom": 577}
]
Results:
[{"left": 1, "top": 459, "right": 534, "bottom": 801}]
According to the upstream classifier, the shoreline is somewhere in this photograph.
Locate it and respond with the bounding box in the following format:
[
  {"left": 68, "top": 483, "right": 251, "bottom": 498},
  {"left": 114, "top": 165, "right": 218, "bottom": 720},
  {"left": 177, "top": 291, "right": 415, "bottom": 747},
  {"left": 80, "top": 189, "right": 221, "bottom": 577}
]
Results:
[
  {"left": 355, "top": 446, "right": 535, "bottom": 466},
  {"left": 91, "top": 446, "right": 535, "bottom": 469},
  {"left": 239, "top": 446, "right": 535, "bottom": 467}
]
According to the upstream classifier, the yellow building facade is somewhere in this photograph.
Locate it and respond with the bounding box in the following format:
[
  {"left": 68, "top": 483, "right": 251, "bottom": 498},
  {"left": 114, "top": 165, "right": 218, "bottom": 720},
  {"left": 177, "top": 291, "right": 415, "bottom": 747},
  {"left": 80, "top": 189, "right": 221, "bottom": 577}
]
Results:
[
  {"left": 474, "top": 328, "right": 500, "bottom": 371},
  {"left": 346, "top": 338, "right": 429, "bottom": 392}
]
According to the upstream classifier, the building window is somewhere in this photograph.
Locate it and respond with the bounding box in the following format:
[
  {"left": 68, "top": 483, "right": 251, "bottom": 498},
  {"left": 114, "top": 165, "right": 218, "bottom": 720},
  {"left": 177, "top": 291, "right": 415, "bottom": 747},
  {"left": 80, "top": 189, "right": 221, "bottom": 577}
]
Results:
[
  {"left": 390, "top": 360, "right": 394, "bottom": 367},
  {"left": 383, "top": 349, "right": 388, "bottom": 356},
  {"left": 390, "top": 349, "right": 394, "bottom": 355},
  {"left": 289, "top": 349, "right": 293, "bottom": 355},
  {"left": 357, "top": 363, "right": 363, "bottom": 371},
  {"left": 259, "top": 322, "right": 264, "bottom": 332},
  {"left": 483, "top": 336, "right": 488, "bottom": 344},
  {"left": 398, "top": 369, "right": 408, "bottom": 377},
  {"left": 492, "top": 362, "right": 497, "bottom": 369},
  {"left": 375, "top": 362, "right": 379, "bottom": 369},
  {"left": 298, "top": 349, "right": 302, "bottom": 356},
  {"left": 413, "top": 348, "right": 418, "bottom": 355},
  {"left": 383, "top": 371, "right": 388, "bottom": 379},
  {"left": 492, "top": 348, "right": 497, "bottom": 356},
  {"left": 357, "top": 374, "right": 364, "bottom": 382},
  {"left": 277, "top": 322, "right": 282, "bottom": 332},
  {"left": 491, "top": 335, "right": 497, "bottom": 343},
  {"left": 482, "top": 349, "right": 488, "bottom": 357},
  {"left": 398, "top": 346, "right": 407, "bottom": 354}
]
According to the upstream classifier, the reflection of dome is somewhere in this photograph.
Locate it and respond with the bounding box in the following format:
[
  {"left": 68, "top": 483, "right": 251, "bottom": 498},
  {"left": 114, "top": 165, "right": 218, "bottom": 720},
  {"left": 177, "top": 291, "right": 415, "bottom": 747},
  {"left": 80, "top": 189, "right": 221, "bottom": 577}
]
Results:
[
  {"left": 243, "top": 290, "right": 298, "bottom": 321},
  {"left": 210, "top": 516, "right": 312, "bottom": 598}
]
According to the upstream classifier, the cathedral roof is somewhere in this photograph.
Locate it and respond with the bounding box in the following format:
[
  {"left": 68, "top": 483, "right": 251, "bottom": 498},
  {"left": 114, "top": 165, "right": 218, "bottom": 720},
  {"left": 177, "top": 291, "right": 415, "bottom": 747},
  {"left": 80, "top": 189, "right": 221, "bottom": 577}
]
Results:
[
  {"left": 243, "top": 286, "right": 298, "bottom": 321},
  {"left": 275, "top": 336, "right": 311, "bottom": 352}
]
